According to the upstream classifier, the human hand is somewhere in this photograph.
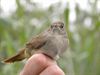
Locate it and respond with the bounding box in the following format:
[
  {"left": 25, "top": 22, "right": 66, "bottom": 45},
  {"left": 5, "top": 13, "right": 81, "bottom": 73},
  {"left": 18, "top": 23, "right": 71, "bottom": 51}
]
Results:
[{"left": 20, "top": 54, "right": 65, "bottom": 75}]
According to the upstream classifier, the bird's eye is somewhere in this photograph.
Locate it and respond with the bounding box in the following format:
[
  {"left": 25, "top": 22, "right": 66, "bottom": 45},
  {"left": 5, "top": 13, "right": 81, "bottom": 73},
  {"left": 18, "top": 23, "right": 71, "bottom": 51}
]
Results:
[{"left": 60, "top": 25, "right": 63, "bottom": 28}]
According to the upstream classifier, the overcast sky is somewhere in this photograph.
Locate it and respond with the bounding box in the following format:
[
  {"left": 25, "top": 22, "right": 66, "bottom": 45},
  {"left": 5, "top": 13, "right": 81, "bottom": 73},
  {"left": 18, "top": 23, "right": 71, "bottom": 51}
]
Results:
[
  {"left": 1, "top": 0, "right": 99, "bottom": 15},
  {"left": 0, "top": 0, "right": 100, "bottom": 23},
  {"left": 0, "top": 0, "right": 99, "bottom": 31}
]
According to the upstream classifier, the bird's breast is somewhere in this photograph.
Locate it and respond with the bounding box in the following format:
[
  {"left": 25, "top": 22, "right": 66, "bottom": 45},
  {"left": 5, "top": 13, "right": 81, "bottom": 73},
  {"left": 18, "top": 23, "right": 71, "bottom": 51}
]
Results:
[
  {"left": 40, "top": 34, "right": 68, "bottom": 59},
  {"left": 52, "top": 35, "right": 68, "bottom": 53},
  {"left": 43, "top": 35, "right": 67, "bottom": 53}
]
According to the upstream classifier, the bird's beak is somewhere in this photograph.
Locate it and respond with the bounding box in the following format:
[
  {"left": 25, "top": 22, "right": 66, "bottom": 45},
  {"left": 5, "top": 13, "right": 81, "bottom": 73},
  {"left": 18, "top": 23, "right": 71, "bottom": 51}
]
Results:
[{"left": 53, "top": 28, "right": 60, "bottom": 33}]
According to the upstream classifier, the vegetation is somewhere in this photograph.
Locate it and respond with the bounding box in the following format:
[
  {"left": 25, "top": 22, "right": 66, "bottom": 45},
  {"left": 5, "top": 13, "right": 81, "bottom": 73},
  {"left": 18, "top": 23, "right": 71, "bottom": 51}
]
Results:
[{"left": 0, "top": 0, "right": 100, "bottom": 75}]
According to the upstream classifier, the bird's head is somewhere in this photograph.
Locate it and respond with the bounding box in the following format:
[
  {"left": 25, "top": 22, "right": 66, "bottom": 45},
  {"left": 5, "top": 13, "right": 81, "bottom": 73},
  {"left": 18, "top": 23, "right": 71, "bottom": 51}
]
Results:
[{"left": 50, "top": 21, "right": 66, "bottom": 35}]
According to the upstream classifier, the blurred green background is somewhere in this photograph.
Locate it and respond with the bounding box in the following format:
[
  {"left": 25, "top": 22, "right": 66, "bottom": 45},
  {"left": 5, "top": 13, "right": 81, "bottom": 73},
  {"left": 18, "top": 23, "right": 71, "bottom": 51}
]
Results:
[{"left": 0, "top": 0, "right": 100, "bottom": 75}]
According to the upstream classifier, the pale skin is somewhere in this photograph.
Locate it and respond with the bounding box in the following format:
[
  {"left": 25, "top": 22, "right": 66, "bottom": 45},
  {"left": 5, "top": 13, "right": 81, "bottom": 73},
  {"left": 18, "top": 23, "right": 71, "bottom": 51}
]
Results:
[{"left": 20, "top": 54, "right": 65, "bottom": 75}]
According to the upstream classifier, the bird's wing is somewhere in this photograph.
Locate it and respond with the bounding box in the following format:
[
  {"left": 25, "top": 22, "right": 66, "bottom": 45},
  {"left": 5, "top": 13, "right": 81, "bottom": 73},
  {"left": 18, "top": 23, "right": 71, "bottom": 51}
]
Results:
[{"left": 26, "top": 33, "right": 47, "bottom": 49}]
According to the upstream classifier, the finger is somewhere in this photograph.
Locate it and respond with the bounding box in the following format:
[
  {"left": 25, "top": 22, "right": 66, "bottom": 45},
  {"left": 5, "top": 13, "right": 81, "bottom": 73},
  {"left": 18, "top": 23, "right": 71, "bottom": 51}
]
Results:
[
  {"left": 40, "top": 65, "right": 65, "bottom": 75},
  {"left": 20, "top": 54, "right": 49, "bottom": 75}
]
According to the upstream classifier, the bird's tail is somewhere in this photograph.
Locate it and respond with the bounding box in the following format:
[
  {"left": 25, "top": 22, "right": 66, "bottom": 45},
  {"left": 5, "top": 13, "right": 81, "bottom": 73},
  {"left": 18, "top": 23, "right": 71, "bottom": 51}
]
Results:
[{"left": 3, "top": 48, "right": 26, "bottom": 63}]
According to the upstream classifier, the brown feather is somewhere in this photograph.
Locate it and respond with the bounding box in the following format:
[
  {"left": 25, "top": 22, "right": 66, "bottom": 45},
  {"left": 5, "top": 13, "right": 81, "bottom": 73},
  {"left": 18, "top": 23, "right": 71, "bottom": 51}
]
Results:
[
  {"left": 26, "top": 34, "right": 47, "bottom": 49},
  {"left": 3, "top": 48, "right": 25, "bottom": 63}
]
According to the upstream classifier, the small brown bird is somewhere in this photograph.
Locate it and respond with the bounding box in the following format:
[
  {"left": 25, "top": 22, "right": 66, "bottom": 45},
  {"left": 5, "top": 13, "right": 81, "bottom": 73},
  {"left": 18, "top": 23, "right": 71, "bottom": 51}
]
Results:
[{"left": 3, "top": 21, "right": 69, "bottom": 63}]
